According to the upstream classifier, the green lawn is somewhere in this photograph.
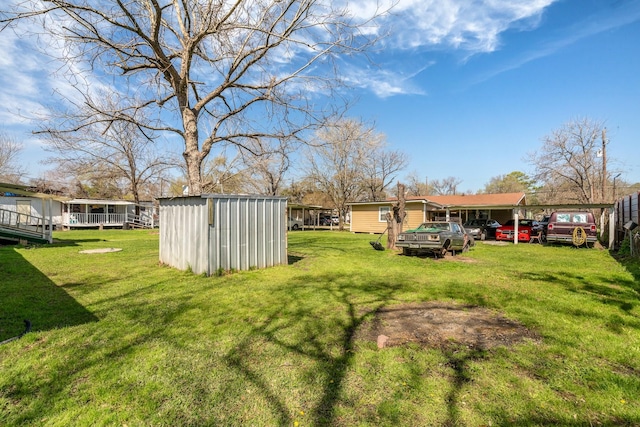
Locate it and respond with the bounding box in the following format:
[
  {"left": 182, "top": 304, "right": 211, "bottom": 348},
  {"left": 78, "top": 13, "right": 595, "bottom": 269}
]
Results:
[{"left": 1, "top": 230, "right": 639, "bottom": 426}]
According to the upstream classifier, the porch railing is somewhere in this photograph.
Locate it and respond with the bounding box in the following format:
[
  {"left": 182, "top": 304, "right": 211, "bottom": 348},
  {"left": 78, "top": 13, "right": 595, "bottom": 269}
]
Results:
[{"left": 67, "top": 213, "right": 127, "bottom": 225}]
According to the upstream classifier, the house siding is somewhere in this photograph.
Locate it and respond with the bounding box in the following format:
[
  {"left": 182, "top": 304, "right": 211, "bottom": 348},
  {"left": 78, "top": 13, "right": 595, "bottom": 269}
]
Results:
[
  {"left": 405, "top": 205, "right": 426, "bottom": 230},
  {"left": 350, "top": 202, "right": 427, "bottom": 233},
  {"left": 350, "top": 204, "right": 388, "bottom": 233},
  {"left": 349, "top": 193, "right": 527, "bottom": 234}
]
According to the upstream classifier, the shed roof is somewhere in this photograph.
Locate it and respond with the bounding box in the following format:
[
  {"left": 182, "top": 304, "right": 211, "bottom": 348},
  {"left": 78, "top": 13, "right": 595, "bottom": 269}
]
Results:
[{"left": 158, "top": 193, "right": 287, "bottom": 201}]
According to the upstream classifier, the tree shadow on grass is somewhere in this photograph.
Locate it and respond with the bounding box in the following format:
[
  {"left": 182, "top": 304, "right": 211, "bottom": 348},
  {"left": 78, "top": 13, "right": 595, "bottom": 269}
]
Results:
[
  {"left": 442, "top": 347, "right": 487, "bottom": 427},
  {"left": 519, "top": 270, "right": 640, "bottom": 326},
  {"left": 223, "top": 272, "right": 401, "bottom": 426},
  {"left": 0, "top": 247, "right": 98, "bottom": 342},
  {"left": 615, "top": 255, "right": 640, "bottom": 289},
  {"left": 288, "top": 254, "right": 304, "bottom": 265}
]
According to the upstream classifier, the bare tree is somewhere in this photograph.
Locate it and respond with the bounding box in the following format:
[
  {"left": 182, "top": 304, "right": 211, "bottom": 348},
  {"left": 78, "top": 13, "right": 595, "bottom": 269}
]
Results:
[
  {"left": 528, "top": 117, "right": 606, "bottom": 204},
  {"left": 0, "top": 131, "right": 25, "bottom": 183},
  {"left": 41, "top": 97, "right": 176, "bottom": 204},
  {"left": 304, "top": 119, "right": 372, "bottom": 230},
  {"left": 281, "top": 177, "right": 317, "bottom": 205},
  {"left": 240, "top": 142, "right": 293, "bottom": 196},
  {"left": 360, "top": 140, "right": 408, "bottom": 201},
  {"left": 404, "top": 172, "right": 435, "bottom": 196},
  {"left": 199, "top": 152, "right": 248, "bottom": 194},
  {"left": 430, "top": 176, "right": 462, "bottom": 195},
  {"left": 2, "top": 0, "right": 388, "bottom": 195}
]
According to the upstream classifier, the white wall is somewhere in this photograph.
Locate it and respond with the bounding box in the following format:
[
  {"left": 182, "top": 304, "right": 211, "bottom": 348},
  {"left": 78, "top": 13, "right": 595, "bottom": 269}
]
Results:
[{"left": 0, "top": 196, "right": 63, "bottom": 227}]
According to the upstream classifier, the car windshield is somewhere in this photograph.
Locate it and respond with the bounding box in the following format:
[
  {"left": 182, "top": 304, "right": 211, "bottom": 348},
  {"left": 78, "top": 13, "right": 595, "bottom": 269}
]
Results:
[
  {"left": 464, "top": 219, "right": 483, "bottom": 226},
  {"left": 418, "top": 222, "right": 450, "bottom": 231}
]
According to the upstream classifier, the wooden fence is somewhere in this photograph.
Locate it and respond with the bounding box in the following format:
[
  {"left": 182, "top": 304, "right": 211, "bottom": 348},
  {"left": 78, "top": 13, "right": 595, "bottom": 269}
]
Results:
[{"left": 613, "top": 191, "right": 640, "bottom": 256}]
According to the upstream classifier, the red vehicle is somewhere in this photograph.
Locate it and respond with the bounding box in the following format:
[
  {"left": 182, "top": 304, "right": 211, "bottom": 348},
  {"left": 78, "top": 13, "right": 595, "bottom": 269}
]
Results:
[
  {"left": 495, "top": 219, "right": 540, "bottom": 242},
  {"left": 546, "top": 211, "right": 597, "bottom": 247}
]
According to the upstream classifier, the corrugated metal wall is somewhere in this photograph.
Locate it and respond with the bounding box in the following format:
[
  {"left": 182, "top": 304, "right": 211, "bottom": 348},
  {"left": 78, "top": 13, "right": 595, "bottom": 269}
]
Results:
[
  {"left": 209, "top": 196, "right": 287, "bottom": 273},
  {"left": 159, "top": 197, "right": 210, "bottom": 274},
  {"left": 159, "top": 195, "right": 287, "bottom": 275}
]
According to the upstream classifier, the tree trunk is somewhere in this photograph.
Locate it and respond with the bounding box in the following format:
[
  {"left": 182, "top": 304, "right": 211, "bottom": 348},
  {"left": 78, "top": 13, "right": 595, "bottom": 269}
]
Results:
[
  {"left": 386, "top": 211, "right": 396, "bottom": 250},
  {"left": 386, "top": 182, "right": 406, "bottom": 250},
  {"left": 182, "top": 108, "right": 203, "bottom": 195}
]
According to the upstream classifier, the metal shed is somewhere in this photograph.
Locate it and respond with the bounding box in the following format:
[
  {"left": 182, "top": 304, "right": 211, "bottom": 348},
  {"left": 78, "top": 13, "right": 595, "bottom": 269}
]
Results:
[{"left": 159, "top": 194, "right": 288, "bottom": 275}]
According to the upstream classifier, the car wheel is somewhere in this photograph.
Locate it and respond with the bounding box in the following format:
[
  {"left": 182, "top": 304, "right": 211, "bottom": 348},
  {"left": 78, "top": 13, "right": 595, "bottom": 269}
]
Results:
[
  {"left": 292, "top": 224, "right": 299, "bottom": 230},
  {"left": 402, "top": 247, "right": 410, "bottom": 256},
  {"left": 439, "top": 241, "right": 450, "bottom": 258}
]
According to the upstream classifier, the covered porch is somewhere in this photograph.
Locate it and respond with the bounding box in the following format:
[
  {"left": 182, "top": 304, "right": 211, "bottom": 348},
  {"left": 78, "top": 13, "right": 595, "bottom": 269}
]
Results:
[{"left": 63, "top": 199, "right": 135, "bottom": 228}]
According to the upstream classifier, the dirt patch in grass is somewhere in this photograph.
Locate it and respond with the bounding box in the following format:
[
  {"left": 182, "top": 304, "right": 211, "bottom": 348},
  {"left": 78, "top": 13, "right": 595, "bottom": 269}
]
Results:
[{"left": 360, "top": 302, "right": 538, "bottom": 350}]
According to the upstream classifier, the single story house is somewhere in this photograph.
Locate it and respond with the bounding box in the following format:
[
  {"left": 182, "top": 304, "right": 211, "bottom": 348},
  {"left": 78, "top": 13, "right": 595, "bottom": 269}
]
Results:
[
  {"left": 62, "top": 199, "right": 156, "bottom": 229},
  {"left": 348, "top": 193, "right": 527, "bottom": 234},
  {"left": 1, "top": 183, "right": 156, "bottom": 234}
]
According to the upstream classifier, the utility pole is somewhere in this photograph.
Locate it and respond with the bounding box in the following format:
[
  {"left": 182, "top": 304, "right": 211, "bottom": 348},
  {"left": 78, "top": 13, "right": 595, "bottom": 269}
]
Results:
[{"left": 602, "top": 128, "right": 607, "bottom": 202}]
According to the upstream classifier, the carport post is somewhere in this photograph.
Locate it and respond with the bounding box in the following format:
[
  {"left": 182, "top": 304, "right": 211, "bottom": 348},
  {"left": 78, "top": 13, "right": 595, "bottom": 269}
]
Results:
[
  {"left": 609, "top": 209, "right": 615, "bottom": 249},
  {"left": 513, "top": 212, "right": 519, "bottom": 245}
]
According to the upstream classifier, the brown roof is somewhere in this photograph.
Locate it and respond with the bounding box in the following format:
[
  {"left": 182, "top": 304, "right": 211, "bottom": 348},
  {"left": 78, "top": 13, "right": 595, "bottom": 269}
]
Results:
[
  {"left": 349, "top": 192, "right": 526, "bottom": 208},
  {"left": 406, "top": 192, "right": 526, "bottom": 207}
]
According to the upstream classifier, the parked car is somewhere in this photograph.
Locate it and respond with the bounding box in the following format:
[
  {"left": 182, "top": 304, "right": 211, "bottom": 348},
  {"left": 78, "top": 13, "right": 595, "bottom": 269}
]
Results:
[
  {"left": 546, "top": 211, "right": 597, "bottom": 247},
  {"left": 463, "top": 218, "right": 501, "bottom": 240},
  {"left": 319, "top": 214, "right": 340, "bottom": 226},
  {"left": 495, "top": 219, "right": 540, "bottom": 243},
  {"left": 288, "top": 217, "right": 303, "bottom": 230},
  {"left": 396, "top": 221, "right": 472, "bottom": 257},
  {"left": 319, "top": 216, "right": 332, "bottom": 226},
  {"left": 537, "top": 214, "right": 551, "bottom": 241}
]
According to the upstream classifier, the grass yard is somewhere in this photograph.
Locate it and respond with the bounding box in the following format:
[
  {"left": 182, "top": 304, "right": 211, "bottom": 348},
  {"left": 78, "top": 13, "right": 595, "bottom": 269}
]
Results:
[{"left": 1, "top": 229, "right": 640, "bottom": 426}]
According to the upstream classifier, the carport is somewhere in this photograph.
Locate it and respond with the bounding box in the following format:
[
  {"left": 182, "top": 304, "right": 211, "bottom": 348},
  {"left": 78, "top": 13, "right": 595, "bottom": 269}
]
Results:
[{"left": 287, "top": 203, "right": 328, "bottom": 230}]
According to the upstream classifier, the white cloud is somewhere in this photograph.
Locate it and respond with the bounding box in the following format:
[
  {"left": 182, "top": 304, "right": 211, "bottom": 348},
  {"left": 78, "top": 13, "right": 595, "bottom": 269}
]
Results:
[
  {"left": 377, "top": 0, "right": 556, "bottom": 53},
  {"left": 342, "top": 62, "right": 431, "bottom": 98},
  {"left": 340, "top": 0, "right": 557, "bottom": 98},
  {"left": 0, "top": 0, "right": 559, "bottom": 110}
]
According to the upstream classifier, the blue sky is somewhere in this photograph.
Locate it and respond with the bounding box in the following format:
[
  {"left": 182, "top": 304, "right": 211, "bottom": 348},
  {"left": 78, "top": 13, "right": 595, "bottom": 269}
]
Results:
[
  {"left": 1, "top": 0, "right": 639, "bottom": 193},
  {"left": 346, "top": 0, "right": 640, "bottom": 193}
]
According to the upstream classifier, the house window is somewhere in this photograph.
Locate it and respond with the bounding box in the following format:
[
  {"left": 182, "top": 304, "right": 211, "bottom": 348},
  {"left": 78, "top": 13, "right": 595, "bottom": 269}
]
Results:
[{"left": 379, "top": 206, "right": 390, "bottom": 222}]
